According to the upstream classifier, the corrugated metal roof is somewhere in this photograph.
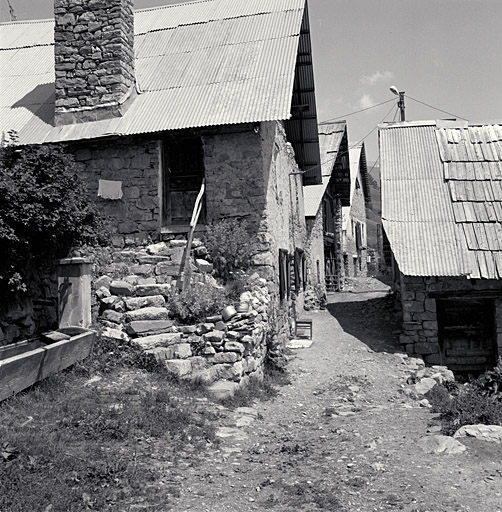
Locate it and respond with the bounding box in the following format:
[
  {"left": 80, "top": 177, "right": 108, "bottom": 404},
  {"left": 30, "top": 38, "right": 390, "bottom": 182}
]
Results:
[
  {"left": 380, "top": 120, "right": 502, "bottom": 279},
  {"left": 303, "top": 121, "right": 346, "bottom": 217},
  {"left": 0, "top": 0, "right": 306, "bottom": 145}
]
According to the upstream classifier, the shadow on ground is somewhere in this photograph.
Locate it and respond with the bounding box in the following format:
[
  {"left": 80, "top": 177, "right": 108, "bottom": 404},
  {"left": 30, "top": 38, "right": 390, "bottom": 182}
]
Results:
[{"left": 326, "top": 292, "right": 404, "bottom": 354}]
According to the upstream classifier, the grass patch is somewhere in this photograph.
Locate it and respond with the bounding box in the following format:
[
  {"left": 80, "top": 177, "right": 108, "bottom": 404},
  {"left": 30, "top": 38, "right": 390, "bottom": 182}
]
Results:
[
  {"left": 263, "top": 478, "right": 344, "bottom": 511},
  {"left": 219, "top": 363, "right": 291, "bottom": 408},
  {"left": 0, "top": 365, "right": 217, "bottom": 511}
]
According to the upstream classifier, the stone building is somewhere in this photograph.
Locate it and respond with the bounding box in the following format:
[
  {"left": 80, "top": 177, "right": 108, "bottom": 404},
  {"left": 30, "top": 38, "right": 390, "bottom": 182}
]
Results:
[
  {"left": 342, "top": 143, "right": 371, "bottom": 278},
  {"left": 380, "top": 120, "right": 502, "bottom": 373},
  {"left": 304, "top": 122, "right": 350, "bottom": 292},
  {"left": 0, "top": 0, "right": 322, "bottom": 351}
]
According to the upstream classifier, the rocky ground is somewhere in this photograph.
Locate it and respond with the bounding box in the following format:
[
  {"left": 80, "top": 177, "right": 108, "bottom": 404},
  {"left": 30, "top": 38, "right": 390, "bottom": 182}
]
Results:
[{"left": 155, "top": 277, "right": 502, "bottom": 511}]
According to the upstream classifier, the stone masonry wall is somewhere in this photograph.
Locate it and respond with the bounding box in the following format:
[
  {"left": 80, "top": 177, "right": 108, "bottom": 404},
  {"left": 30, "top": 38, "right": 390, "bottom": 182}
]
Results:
[
  {"left": 399, "top": 274, "right": 502, "bottom": 367},
  {"left": 344, "top": 184, "right": 367, "bottom": 278},
  {"left": 306, "top": 210, "right": 325, "bottom": 289},
  {"left": 72, "top": 136, "right": 161, "bottom": 247},
  {"left": 88, "top": 240, "right": 270, "bottom": 397},
  {"left": 54, "top": 0, "right": 135, "bottom": 124}
]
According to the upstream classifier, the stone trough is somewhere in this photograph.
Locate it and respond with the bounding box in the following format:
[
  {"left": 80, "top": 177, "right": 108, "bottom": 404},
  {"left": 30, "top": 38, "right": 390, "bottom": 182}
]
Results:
[{"left": 0, "top": 327, "right": 96, "bottom": 401}]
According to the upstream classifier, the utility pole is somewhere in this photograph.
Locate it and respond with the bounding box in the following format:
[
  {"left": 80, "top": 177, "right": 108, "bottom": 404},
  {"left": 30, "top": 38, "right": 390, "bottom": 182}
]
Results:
[{"left": 390, "top": 86, "right": 405, "bottom": 121}]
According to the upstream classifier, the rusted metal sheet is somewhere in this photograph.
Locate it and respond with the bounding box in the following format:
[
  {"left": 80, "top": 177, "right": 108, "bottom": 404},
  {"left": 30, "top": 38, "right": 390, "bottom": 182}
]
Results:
[{"left": 381, "top": 121, "right": 502, "bottom": 280}]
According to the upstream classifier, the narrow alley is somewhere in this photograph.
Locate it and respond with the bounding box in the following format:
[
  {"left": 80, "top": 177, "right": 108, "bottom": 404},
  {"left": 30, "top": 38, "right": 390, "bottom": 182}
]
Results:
[{"left": 167, "top": 279, "right": 502, "bottom": 512}]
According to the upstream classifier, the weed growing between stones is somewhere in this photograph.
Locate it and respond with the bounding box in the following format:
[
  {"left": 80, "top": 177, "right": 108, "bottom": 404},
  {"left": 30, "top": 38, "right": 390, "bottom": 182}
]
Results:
[{"left": 426, "top": 360, "right": 502, "bottom": 435}]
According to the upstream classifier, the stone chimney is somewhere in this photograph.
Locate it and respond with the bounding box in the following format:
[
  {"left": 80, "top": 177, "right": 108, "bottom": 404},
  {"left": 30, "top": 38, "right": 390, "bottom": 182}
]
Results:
[{"left": 54, "top": 0, "right": 136, "bottom": 125}]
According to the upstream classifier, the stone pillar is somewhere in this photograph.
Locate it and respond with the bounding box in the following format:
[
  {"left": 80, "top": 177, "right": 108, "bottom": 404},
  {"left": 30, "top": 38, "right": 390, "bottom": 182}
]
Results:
[{"left": 58, "top": 258, "right": 92, "bottom": 328}]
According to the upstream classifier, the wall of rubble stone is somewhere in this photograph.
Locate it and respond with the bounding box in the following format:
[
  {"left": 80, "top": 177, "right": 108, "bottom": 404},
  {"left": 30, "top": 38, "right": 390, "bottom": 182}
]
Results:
[
  {"left": 88, "top": 240, "right": 271, "bottom": 393},
  {"left": 306, "top": 209, "right": 325, "bottom": 291},
  {"left": 399, "top": 274, "right": 502, "bottom": 366},
  {"left": 344, "top": 184, "right": 368, "bottom": 278}
]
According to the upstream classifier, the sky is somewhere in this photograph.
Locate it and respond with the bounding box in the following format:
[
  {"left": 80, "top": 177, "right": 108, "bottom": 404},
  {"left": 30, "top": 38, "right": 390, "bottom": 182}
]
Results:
[{"left": 2, "top": 0, "right": 502, "bottom": 162}]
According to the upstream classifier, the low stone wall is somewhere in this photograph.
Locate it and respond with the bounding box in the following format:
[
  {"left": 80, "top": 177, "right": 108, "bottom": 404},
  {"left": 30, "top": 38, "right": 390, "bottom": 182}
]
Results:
[{"left": 89, "top": 240, "right": 272, "bottom": 395}]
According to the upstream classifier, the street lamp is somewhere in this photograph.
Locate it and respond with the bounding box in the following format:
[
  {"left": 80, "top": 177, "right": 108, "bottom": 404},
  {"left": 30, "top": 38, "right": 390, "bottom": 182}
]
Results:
[{"left": 390, "top": 86, "right": 405, "bottom": 121}]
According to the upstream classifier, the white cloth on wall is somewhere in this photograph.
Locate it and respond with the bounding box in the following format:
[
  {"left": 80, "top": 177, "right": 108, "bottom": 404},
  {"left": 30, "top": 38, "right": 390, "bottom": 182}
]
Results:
[{"left": 98, "top": 179, "right": 123, "bottom": 200}]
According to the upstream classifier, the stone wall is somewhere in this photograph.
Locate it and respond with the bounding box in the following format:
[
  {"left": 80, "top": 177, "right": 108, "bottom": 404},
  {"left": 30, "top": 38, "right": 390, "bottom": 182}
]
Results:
[
  {"left": 89, "top": 240, "right": 270, "bottom": 396},
  {"left": 306, "top": 211, "right": 325, "bottom": 289},
  {"left": 399, "top": 274, "right": 502, "bottom": 368},
  {"left": 54, "top": 0, "right": 135, "bottom": 124},
  {"left": 344, "top": 184, "right": 368, "bottom": 278},
  {"left": 72, "top": 135, "right": 161, "bottom": 247}
]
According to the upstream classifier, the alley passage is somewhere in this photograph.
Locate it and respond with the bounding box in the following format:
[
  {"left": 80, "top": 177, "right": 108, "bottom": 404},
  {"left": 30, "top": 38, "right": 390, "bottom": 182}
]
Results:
[{"left": 167, "top": 279, "right": 502, "bottom": 512}]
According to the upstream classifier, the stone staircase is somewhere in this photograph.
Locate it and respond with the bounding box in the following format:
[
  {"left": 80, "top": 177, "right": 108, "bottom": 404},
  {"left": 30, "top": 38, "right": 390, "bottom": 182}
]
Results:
[{"left": 93, "top": 241, "right": 270, "bottom": 397}]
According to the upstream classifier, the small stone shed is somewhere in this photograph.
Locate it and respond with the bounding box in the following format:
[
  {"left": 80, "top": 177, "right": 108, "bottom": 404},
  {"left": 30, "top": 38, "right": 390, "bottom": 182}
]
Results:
[
  {"left": 380, "top": 120, "right": 502, "bottom": 373},
  {"left": 0, "top": 0, "right": 322, "bottom": 348},
  {"left": 304, "top": 122, "right": 350, "bottom": 292},
  {"left": 342, "top": 143, "right": 371, "bottom": 278}
]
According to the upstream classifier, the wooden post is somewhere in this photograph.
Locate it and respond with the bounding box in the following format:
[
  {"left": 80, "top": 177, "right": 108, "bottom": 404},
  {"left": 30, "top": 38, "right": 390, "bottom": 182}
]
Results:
[{"left": 58, "top": 257, "right": 92, "bottom": 328}]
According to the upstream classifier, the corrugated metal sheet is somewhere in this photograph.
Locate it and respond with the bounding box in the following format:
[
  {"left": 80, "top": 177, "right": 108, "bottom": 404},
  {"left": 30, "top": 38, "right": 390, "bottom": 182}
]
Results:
[
  {"left": 380, "top": 121, "right": 502, "bottom": 279},
  {"left": 0, "top": 0, "right": 306, "bottom": 145},
  {"left": 303, "top": 122, "right": 346, "bottom": 217}
]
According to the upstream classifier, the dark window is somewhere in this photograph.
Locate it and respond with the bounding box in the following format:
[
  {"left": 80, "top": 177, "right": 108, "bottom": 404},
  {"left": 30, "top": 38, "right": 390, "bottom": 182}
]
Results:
[
  {"left": 279, "top": 249, "right": 290, "bottom": 301},
  {"left": 163, "top": 138, "right": 205, "bottom": 226},
  {"left": 294, "top": 248, "right": 304, "bottom": 292},
  {"left": 355, "top": 222, "right": 362, "bottom": 249}
]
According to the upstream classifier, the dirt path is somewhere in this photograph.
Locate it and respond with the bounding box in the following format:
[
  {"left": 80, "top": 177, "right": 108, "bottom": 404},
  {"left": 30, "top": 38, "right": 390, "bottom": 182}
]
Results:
[{"left": 166, "top": 281, "right": 502, "bottom": 512}]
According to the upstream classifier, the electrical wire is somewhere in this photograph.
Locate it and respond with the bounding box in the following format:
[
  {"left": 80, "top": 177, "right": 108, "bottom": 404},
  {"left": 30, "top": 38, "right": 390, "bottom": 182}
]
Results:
[
  {"left": 6, "top": 0, "right": 17, "bottom": 21},
  {"left": 293, "top": 102, "right": 396, "bottom": 177},
  {"left": 406, "top": 94, "right": 468, "bottom": 120},
  {"left": 391, "top": 104, "right": 399, "bottom": 122},
  {"left": 318, "top": 98, "right": 395, "bottom": 124}
]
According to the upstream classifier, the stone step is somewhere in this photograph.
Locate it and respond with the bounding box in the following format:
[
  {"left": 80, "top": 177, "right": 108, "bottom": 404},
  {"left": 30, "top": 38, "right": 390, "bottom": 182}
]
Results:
[
  {"left": 126, "top": 319, "right": 175, "bottom": 337},
  {"left": 125, "top": 306, "right": 169, "bottom": 322},
  {"left": 124, "top": 295, "right": 166, "bottom": 311}
]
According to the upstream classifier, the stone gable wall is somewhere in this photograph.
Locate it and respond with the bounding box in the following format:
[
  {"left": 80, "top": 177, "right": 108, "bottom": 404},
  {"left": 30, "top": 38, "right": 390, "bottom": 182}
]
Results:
[{"left": 306, "top": 210, "right": 325, "bottom": 289}]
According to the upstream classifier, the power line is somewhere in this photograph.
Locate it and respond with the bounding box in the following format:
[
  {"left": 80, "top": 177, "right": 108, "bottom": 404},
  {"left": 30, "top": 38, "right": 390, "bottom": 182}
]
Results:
[
  {"left": 318, "top": 98, "right": 395, "bottom": 124},
  {"left": 406, "top": 94, "right": 468, "bottom": 121},
  {"left": 6, "top": 0, "right": 17, "bottom": 21}
]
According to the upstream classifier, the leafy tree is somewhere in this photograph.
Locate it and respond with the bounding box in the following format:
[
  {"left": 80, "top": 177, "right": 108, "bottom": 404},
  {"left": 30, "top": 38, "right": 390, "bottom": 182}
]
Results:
[{"left": 0, "top": 131, "right": 108, "bottom": 304}]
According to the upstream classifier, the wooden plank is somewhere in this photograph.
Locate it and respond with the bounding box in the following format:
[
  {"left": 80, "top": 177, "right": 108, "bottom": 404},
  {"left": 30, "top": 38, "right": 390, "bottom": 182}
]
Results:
[
  {"left": 490, "top": 162, "right": 502, "bottom": 180},
  {"left": 443, "top": 162, "right": 450, "bottom": 179},
  {"left": 452, "top": 202, "right": 466, "bottom": 222},
  {"left": 472, "top": 202, "right": 489, "bottom": 222},
  {"left": 485, "top": 202, "right": 498, "bottom": 222},
  {"left": 472, "top": 181, "right": 485, "bottom": 201},
  {"left": 462, "top": 223, "right": 478, "bottom": 249},
  {"left": 449, "top": 141, "right": 460, "bottom": 161},
  {"left": 471, "top": 161, "right": 485, "bottom": 180},
  {"left": 477, "top": 251, "right": 490, "bottom": 278},
  {"left": 464, "top": 181, "right": 475, "bottom": 201},
  {"left": 493, "top": 202, "right": 502, "bottom": 221},
  {"left": 472, "top": 223, "right": 490, "bottom": 250},
  {"left": 471, "top": 141, "right": 485, "bottom": 161},
  {"left": 38, "top": 331, "right": 95, "bottom": 380},
  {"left": 467, "top": 250, "right": 480, "bottom": 279},
  {"left": 454, "top": 181, "right": 467, "bottom": 201},
  {"left": 494, "top": 252, "right": 502, "bottom": 279},
  {"left": 448, "top": 181, "right": 458, "bottom": 201},
  {"left": 462, "top": 201, "right": 477, "bottom": 221},
  {"left": 463, "top": 138, "right": 476, "bottom": 161},
  {"left": 484, "top": 223, "right": 500, "bottom": 251},
  {"left": 494, "top": 222, "right": 502, "bottom": 247},
  {"left": 0, "top": 348, "right": 46, "bottom": 401},
  {"left": 482, "top": 180, "right": 495, "bottom": 201},
  {"left": 457, "top": 139, "right": 469, "bottom": 161},
  {"left": 435, "top": 129, "right": 450, "bottom": 162},
  {"left": 484, "top": 251, "right": 497, "bottom": 278},
  {"left": 468, "top": 127, "right": 478, "bottom": 144}
]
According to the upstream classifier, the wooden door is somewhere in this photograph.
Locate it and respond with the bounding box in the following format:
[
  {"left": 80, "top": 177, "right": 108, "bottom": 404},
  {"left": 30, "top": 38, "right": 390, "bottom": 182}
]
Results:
[{"left": 437, "top": 298, "right": 497, "bottom": 372}]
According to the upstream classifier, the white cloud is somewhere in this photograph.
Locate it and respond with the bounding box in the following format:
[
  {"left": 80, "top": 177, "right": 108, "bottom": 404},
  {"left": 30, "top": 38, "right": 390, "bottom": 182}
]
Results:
[
  {"left": 361, "top": 70, "right": 395, "bottom": 86},
  {"left": 358, "top": 94, "right": 375, "bottom": 110}
]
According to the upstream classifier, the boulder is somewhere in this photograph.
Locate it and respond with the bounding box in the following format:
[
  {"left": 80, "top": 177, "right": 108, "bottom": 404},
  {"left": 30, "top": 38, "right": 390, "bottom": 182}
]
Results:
[
  {"left": 100, "top": 310, "right": 123, "bottom": 325},
  {"left": 134, "top": 284, "right": 170, "bottom": 297},
  {"left": 101, "top": 327, "right": 130, "bottom": 342},
  {"left": 203, "top": 330, "right": 225, "bottom": 343},
  {"left": 207, "top": 380, "right": 239, "bottom": 400},
  {"left": 109, "top": 280, "right": 134, "bottom": 296},
  {"left": 415, "top": 377, "right": 437, "bottom": 395},
  {"left": 418, "top": 435, "right": 467, "bottom": 455},
  {"left": 224, "top": 341, "right": 245, "bottom": 354},
  {"left": 173, "top": 343, "right": 192, "bottom": 359},
  {"left": 196, "top": 259, "right": 213, "bottom": 273},
  {"left": 213, "top": 352, "right": 241, "bottom": 364},
  {"left": 164, "top": 359, "right": 192, "bottom": 377},
  {"left": 453, "top": 425, "right": 502, "bottom": 444}
]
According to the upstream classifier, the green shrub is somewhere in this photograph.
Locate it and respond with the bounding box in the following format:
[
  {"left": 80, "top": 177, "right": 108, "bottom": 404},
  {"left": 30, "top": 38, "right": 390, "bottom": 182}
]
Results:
[
  {"left": 427, "top": 380, "right": 502, "bottom": 435},
  {"left": 167, "top": 280, "right": 228, "bottom": 324},
  {"left": 475, "top": 358, "right": 502, "bottom": 401},
  {"left": 204, "top": 218, "right": 251, "bottom": 281},
  {"left": 0, "top": 132, "right": 108, "bottom": 303}
]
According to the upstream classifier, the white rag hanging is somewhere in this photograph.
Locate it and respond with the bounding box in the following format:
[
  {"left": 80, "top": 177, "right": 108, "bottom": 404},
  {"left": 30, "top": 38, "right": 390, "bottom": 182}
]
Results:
[{"left": 97, "top": 179, "right": 123, "bottom": 200}]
